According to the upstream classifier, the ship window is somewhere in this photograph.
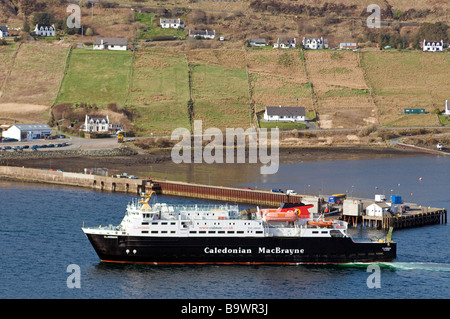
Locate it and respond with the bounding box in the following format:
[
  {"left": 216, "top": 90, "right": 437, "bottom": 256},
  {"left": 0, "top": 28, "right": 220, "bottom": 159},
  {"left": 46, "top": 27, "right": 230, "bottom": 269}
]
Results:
[
  {"left": 312, "top": 231, "right": 319, "bottom": 234},
  {"left": 189, "top": 231, "right": 196, "bottom": 234},
  {"left": 227, "top": 231, "right": 235, "bottom": 234},
  {"left": 171, "top": 222, "right": 176, "bottom": 225},
  {"left": 171, "top": 231, "right": 176, "bottom": 234},
  {"left": 218, "top": 231, "right": 225, "bottom": 234},
  {"left": 256, "top": 231, "right": 263, "bottom": 234},
  {"left": 161, "top": 222, "right": 167, "bottom": 225},
  {"left": 199, "top": 231, "right": 206, "bottom": 234},
  {"left": 208, "top": 231, "right": 215, "bottom": 234},
  {"left": 321, "top": 231, "right": 328, "bottom": 234},
  {"left": 152, "top": 222, "right": 158, "bottom": 225},
  {"left": 161, "top": 231, "right": 167, "bottom": 233},
  {"left": 151, "top": 231, "right": 158, "bottom": 234},
  {"left": 142, "top": 222, "right": 149, "bottom": 225},
  {"left": 237, "top": 231, "right": 244, "bottom": 234},
  {"left": 141, "top": 231, "right": 148, "bottom": 233}
]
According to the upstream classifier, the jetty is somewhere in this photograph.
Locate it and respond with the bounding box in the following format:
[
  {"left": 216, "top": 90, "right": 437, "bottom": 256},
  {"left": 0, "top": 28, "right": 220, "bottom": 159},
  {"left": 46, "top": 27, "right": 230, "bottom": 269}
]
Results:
[{"left": 0, "top": 165, "right": 446, "bottom": 230}]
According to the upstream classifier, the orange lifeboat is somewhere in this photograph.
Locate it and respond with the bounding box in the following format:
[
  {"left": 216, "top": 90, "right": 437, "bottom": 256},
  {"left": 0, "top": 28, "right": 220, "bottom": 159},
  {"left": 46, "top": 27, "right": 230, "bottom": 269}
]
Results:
[
  {"left": 265, "top": 210, "right": 298, "bottom": 222},
  {"left": 307, "top": 220, "right": 333, "bottom": 227}
]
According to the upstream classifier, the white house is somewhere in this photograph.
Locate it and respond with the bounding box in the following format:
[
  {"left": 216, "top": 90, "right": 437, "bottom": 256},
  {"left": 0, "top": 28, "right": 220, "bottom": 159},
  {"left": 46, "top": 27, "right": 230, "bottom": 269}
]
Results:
[
  {"left": 93, "top": 38, "right": 127, "bottom": 51},
  {"left": 339, "top": 42, "right": 357, "bottom": 50},
  {"left": 302, "top": 37, "right": 328, "bottom": 50},
  {"left": 0, "top": 26, "right": 8, "bottom": 38},
  {"left": 263, "top": 106, "right": 306, "bottom": 122},
  {"left": 422, "top": 39, "right": 444, "bottom": 52},
  {"left": 444, "top": 100, "right": 450, "bottom": 115},
  {"left": 81, "top": 115, "right": 122, "bottom": 133},
  {"left": 188, "top": 30, "right": 215, "bottom": 39},
  {"left": 273, "top": 37, "right": 296, "bottom": 49},
  {"left": 2, "top": 124, "right": 52, "bottom": 141},
  {"left": 34, "top": 24, "right": 55, "bottom": 37},
  {"left": 160, "top": 18, "right": 184, "bottom": 29},
  {"left": 249, "top": 38, "right": 266, "bottom": 47}
]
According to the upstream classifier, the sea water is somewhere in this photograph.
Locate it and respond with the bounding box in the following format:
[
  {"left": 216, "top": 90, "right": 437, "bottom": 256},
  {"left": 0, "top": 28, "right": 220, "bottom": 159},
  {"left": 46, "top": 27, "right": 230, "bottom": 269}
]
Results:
[{"left": 0, "top": 156, "right": 448, "bottom": 299}]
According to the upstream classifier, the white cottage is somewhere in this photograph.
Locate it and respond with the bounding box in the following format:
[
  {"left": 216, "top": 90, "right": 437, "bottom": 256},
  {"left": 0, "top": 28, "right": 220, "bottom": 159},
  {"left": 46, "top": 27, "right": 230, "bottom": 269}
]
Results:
[
  {"left": 93, "top": 38, "right": 127, "bottom": 51},
  {"left": 160, "top": 18, "right": 184, "bottom": 29},
  {"left": 34, "top": 24, "right": 56, "bottom": 37},
  {"left": 0, "top": 26, "right": 8, "bottom": 38},
  {"left": 273, "top": 37, "right": 296, "bottom": 49},
  {"left": 81, "top": 115, "right": 122, "bottom": 133},
  {"left": 422, "top": 40, "right": 444, "bottom": 52},
  {"left": 188, "top": 30, "right": 215, "bottom": 39},
  {"left": 263, "top": 106, "right": 306, "bottom": 122},
  {"left": 302, "top": 37, "right": 328, "bottom": 50},
  {"left": 444, "top": 100, "right": 450, "bottom": 115}
]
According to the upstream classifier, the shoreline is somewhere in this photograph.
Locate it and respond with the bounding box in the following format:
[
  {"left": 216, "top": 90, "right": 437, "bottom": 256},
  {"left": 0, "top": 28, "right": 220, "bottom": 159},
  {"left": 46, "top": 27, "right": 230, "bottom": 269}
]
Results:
[{"left": 1, "top": 145, "right": 431, "bottom": 176}]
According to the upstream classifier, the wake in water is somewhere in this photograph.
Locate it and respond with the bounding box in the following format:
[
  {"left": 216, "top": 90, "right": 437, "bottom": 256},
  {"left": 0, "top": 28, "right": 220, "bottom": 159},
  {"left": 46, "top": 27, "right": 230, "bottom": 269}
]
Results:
[{"left": 339, "top": 262, "right": 450, "bottom": 273}]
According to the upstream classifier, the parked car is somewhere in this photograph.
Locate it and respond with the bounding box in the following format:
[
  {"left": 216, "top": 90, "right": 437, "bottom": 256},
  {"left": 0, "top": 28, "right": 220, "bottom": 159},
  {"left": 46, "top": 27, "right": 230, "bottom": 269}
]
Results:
[
  {"left": 286, "top": 190, "right": 297, "bottom": 195},
  {"left": 128, "top": 175, "right": 138, "bottom": 179},
  {"left": 271, "top": 188, "right": 284, "bottom": 193}
]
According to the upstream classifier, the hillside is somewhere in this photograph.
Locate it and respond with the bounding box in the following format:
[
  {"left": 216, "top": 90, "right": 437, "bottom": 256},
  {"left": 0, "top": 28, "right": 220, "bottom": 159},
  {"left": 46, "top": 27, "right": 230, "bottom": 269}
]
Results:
[{"left": 0, "top": 0, "right": 449, "bottom": 135}]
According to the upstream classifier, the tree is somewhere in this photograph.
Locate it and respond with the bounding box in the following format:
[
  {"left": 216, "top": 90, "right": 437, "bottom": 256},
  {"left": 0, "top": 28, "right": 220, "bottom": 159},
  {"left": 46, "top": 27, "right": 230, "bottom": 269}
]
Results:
[
  {"left": 32, "top": 12, "right": 55, "bottom": 26},
  {"left": 417, "top": 22, "right": 449, "bottom": 42},
  {"left": 85, "top": 27, "right": 94, "bottom": 36}
]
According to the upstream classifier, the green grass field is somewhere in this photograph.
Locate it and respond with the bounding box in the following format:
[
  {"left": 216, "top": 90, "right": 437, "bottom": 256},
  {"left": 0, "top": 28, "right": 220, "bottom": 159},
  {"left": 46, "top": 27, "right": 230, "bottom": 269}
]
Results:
[
  {"left": 55, "top": 49, "right": 133, "bottom": 107},
  {"left": 191, "top": 63, "right": 251, "bottom": 130},
  {"left": 128, "top": 48, "right": 190, "bottom": 135}
]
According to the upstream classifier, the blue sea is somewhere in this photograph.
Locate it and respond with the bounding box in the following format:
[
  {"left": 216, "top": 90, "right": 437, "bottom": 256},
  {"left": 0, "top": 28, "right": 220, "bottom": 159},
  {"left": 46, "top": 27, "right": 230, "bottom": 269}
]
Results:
[{"left": 0, "top": 156, "right": 448, "bottom": 303}]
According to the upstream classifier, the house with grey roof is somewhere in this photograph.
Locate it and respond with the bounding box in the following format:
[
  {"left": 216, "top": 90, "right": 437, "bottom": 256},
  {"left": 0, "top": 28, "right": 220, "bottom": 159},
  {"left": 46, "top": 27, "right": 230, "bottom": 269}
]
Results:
[
  {"left": 249, "top": 38, "right": 266, "bottom": 47},
  {"left": 93, "top": 38, "right": 127, "bottom": 51},
  {"left": 263, "top": 106, "right": 306, "bottom": 122},
  {"left": 0, "top": 26, "right": 8, "bottom": 38},
  {"left": 160, "top": 18, "right": 184, "bottom": 29},
  {"left": 34, "top": 24, "right": 55, "bottom": 37},
  {"left": 302, "top": 37, "right": 328, "bottom": 50},
  {"left": 2, "top": 124, "right": 52, "bottom": 141},
  {"left": 188, "top": 29, "right": 215, "bottom": 39}
]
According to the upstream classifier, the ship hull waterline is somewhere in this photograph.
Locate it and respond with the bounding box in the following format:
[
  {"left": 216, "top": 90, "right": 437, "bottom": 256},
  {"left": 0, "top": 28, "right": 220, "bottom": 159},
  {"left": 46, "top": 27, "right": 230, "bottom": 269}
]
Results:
[{"left": 84, "top": 233, "right": 396, "bottom": 265}]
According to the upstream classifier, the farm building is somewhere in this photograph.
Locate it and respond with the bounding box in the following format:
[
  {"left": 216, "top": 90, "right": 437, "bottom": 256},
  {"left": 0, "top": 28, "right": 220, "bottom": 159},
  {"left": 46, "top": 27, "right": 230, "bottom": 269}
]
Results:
[
  {"left": 2, "top": 124, "right": 52, "bottom": 141},
  {"left": 93, "top": 38, "right": 127, "bottom": 51},
  {"left": 160, "top": 18, "right": 184, "bottom": 29},
  {"left": 422, "top": 40, "right": 444, "bottom": 52},
  {"left": 0, "top": 26, "right": 8, "bottom": 37},
  {"left": 34, "top": 24, "right": 55, "bottom": 37},
  {"left": 302, "top": 37, "right": 328, "bottom": 50},
  {"left": 263, "top": 106, "right": 306, "bottom": 122},
  {"left": 188, "top": 30, "right": 215, "bottom": 39},
  {"left": 273, "top": 37, "right": 296, "bottom": 49},
  {"left": 249, "top": 38, "right": 266, "bottom": 47}
]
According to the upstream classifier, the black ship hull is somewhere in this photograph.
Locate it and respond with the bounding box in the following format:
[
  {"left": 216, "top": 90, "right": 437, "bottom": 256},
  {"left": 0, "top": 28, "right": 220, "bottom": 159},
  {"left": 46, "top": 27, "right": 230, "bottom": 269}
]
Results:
[{"left": 85, "top": 234, "right": 396, "bottom": 264}]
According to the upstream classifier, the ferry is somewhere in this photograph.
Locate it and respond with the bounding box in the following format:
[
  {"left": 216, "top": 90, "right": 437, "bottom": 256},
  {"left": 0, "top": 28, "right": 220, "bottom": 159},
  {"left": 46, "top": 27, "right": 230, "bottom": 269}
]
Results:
[{"left": 82, "top": 192, "right": 396, "bottom": 264}]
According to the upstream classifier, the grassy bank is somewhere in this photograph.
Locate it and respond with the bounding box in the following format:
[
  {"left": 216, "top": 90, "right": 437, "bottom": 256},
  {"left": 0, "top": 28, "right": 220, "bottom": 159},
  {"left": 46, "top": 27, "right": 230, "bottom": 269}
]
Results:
[{"left": 55, "top": 49, "right": 133, "bottom": 107}]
